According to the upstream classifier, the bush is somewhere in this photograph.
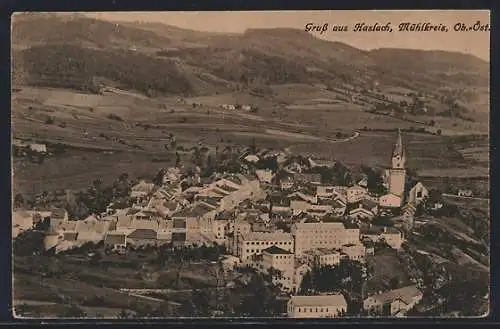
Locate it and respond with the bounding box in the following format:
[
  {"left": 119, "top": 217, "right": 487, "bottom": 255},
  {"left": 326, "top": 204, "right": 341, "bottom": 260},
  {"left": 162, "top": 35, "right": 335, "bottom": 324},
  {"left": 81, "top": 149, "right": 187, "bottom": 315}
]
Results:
[
  {"left": 45, "top": 116, "right": 55, "bottom": 124},
  {"left": 107, "top": 114, "right": 123, "bottom": 121}
]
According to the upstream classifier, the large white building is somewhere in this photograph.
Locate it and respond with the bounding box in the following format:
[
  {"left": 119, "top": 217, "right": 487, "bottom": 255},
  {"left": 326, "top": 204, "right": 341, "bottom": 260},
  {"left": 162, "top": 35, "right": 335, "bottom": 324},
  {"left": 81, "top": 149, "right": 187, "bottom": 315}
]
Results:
[
  {"left": 257, "top": 246, "right": 295, "bottom": 291},
  {"left": 237, "top": 231, "right": 294, "bottom": 261},
  {"left": 287, "top": 294, "right": 347, "bottom": 318},
  {"left": 291, "top": 221, "right": 360, "bottom": 256}
]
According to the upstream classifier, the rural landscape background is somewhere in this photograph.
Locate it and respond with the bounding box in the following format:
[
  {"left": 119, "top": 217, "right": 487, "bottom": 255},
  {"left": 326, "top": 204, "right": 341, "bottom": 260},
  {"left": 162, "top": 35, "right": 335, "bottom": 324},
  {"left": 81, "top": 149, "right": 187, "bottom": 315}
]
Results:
[{"left": 11, "top": 12, "right": 489, "bottom": 318}]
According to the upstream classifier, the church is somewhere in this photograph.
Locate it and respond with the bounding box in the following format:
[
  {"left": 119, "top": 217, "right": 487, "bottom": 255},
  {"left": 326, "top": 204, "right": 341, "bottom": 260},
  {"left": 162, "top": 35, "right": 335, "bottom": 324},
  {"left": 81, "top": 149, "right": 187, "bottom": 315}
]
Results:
[{"left": 379, "top": 129, "right": 428, "bottom": 209}]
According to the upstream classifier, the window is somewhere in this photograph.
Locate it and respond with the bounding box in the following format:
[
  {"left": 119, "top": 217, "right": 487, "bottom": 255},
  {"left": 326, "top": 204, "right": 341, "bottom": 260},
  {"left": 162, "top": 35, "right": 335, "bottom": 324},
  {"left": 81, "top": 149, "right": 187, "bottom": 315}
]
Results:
[
  {"left": 298, "top": 308, "right": 301, "bottom": 312},
  {"left": 417, "top": 191, "right": 422, "bottom": 198}
]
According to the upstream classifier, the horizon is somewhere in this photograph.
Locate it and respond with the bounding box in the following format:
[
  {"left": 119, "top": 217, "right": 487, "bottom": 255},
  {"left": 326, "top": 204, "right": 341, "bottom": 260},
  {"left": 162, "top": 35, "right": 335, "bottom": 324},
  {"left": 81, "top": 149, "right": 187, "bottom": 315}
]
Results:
[{"left": 82, "top": 10, "right": 490, "bottom": 61}]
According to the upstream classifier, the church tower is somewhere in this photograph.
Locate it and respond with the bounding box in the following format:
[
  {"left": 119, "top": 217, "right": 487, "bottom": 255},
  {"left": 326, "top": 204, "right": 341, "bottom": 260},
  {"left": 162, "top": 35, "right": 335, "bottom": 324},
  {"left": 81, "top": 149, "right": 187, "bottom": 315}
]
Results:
[{"left": 388, "top": 129, "right": 406, "bottom": 197}]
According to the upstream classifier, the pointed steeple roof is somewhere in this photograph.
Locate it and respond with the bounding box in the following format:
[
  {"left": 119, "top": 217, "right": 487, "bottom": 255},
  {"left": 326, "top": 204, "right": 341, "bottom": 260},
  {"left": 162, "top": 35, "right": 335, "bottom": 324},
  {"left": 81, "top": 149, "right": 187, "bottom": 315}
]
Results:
[{"left": 392, "top": 129, "right": 404, "bottom": 157}]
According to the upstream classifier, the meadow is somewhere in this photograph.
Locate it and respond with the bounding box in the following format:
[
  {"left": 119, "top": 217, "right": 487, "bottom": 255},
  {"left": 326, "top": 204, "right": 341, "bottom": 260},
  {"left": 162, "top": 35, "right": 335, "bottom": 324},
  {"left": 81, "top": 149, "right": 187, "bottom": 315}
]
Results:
[{"left": 12, "top": 86, "right": 489, "bottom": 196}]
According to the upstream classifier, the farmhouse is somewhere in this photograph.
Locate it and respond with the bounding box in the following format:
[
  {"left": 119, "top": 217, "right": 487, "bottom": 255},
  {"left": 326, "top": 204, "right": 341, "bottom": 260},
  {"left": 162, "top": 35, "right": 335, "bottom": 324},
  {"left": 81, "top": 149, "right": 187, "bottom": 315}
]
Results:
[
  {"left": 407, "top": 181, "right": 428, "bottom": 205},
  {"left": 29, "top": 143, "right": 47, "bottom": 153},
  {"left": 363, "top": 285, "right": 423, "bottom": 316},
  {"left": 457, "top": 189, "right": 474, "bottom": 197}
]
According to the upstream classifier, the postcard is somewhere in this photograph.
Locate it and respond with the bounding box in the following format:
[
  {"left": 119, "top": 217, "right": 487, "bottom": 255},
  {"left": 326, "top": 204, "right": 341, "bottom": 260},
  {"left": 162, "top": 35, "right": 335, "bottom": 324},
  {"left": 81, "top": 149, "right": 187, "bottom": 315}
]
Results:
[{"left": 11, "top": 10, "right": 490, "bottom": 319}]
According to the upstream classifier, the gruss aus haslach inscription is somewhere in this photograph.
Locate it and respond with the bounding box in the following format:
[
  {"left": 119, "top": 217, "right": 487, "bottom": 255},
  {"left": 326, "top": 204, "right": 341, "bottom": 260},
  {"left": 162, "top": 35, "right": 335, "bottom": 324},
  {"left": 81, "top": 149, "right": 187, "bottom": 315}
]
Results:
[{"left": 304, "top": 21, "right": 490, "bottom": 34}]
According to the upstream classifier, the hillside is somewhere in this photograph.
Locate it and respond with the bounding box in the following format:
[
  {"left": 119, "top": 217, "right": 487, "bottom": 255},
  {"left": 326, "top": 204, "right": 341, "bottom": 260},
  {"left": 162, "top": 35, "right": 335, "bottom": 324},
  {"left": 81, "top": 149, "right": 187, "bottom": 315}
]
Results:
[{"left": 11, "top": 14, "right": 490, "bottom": 112}]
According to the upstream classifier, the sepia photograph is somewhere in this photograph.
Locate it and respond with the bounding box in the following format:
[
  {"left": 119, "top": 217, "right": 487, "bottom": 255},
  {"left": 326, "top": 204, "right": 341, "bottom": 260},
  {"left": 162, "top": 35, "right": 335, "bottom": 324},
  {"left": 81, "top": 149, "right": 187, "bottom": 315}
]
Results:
[{"left": 11, "top": 10, "right": 490, "bottom": 319}]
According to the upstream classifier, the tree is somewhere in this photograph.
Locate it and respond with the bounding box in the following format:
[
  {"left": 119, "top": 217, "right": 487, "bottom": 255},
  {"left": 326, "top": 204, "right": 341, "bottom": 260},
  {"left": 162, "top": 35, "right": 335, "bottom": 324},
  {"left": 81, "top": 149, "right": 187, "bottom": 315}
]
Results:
[
  {"left": 64, "top": 304, "right": 86, "bottom": 318},
  {"left": 153, "top": 169, "right": 166, "bottom": 187},
  {"left": 389, "top": 276, "right": 400, "bottom": 289},
  {"left": 14, "top": 193, "right": 24, "bottom": 207},
  {"left": 118, "top": 308, "right": 130, "bottom": 319}
]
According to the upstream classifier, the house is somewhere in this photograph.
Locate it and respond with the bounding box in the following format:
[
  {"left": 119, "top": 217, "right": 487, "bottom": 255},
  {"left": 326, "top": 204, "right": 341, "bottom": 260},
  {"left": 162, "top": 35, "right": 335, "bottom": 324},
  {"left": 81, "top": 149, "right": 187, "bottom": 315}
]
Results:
[
  {"left": 357, "top": 176, "right": 369, "bottom": 188},
  {"left": 244, "top": 154, "right": 260, "bottom": 163},
  {"left": 359, "top": 225, "right": 404, "bottom": 249},
  {"left": 212, "top": 218, "right": 228, "bottom": 245},
  {"left": 379, "top": 193, "right": 402, "bottom": 208},
  {"left": 347, "top": 185, "right": 368, "bottom": 204},
  {"left": 12, "top": 211, "right": 34, "bottom": 239},
  {"left": 126, "top": 228, "right": 158, "bottom": 247},
  {"left": 288, "top": 192, "right": 316, "bottom": 215},
  {"left": 303, "top": 248, "right": 341, "bottom": 267},
  {"left": 316, "top": 185, "right": 337, "bottom": 198},
  {"left": 241, "top": 105, "right": 252, "bottom": 111},
  {"left": 287, "top": 294, "right": 347, "bottom": 318},
  {"left": 104, "top": 232, "right": 127, "bottom": 252},
  {"left": 308, "top": 158, "right": 336, "bottom": 168},
  {"left": 130, "top": 180, "right": 155, "bottom": 198},
  {"left": 293, "top": 173, "right": 322, "bottom": 185},
  {"left": 255, "top": 169, "right": 274, "bottom": 184},
  {"left": 407, "top": 181, "right": 428, "bottom": 205},
  {"left": 29, "top": 143, "right": 47, "bottom": 153},
  {"left": 280, "top": 176, "right": 294, "bottom": 190},
  {"left": 457, "top": 189, "right": 473, "bottom": 197},
  {"left": 347, "top": 199, "right": 378, "bottom": 220},
  {"left": 363, "top": 285, "right": 423, "bottom": 316},
  {"left": 258, "top": 246, "right": 295, "bottom": 291},
  {"left": 340, "top": 243, "right": 366, "bottom": 263},
  {"left": 227, "top": 220, "right": 252, "bottom": 255}
]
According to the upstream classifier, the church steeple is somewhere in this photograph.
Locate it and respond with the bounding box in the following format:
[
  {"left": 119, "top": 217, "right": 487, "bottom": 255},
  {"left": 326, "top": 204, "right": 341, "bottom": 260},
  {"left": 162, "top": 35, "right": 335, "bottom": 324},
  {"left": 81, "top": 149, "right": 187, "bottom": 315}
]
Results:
[
  {"left": 389, "top": 129, "right": 407, "bottom": 198},
  {"left": 391, "top": 129, "right": 406, "bottom": 169},
  {"left": 392, "top": 128, "right": 404, "bottom": 158}
]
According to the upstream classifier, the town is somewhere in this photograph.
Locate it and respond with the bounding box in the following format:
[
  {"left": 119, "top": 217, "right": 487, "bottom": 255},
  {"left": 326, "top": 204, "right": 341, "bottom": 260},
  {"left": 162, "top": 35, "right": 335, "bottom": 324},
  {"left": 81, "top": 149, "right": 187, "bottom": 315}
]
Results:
[{"left": 13, "top": 129, "right": 488, "bottom": 318}]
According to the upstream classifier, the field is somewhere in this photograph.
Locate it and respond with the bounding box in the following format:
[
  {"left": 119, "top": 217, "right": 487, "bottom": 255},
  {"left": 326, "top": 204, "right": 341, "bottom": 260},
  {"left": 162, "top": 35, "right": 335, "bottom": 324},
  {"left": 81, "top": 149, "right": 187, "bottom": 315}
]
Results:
[{"left": 12, "top": 86, "right": 490, "bottom": 196}]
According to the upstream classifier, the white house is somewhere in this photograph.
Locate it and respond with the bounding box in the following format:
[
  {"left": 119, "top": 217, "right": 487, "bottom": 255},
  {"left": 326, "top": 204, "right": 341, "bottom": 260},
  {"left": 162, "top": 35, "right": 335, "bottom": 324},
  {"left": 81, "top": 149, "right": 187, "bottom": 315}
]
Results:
[
  {"left": 244, "top": 154, "right": 260, "bottom": 163},
  {"left": 407, "top": 182, "right": 429, "bottom": 205},
  {"left": 287, "top": 294, "right": 347, "bottom": 318},
  {"left": 379, "top": 193, "right": 402, "bottom": 208},
  {"left": 347, "top": 185, "right": 368, "bottom": 204},
  {"left": 255, "top": 169, "right": 275, "bottom": 184}
]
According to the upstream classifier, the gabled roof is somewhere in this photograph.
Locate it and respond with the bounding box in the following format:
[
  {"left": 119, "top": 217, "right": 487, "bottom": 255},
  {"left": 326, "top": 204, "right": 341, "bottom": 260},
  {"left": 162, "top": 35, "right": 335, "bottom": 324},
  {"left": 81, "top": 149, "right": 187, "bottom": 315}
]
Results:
[
  {"left": 367, "top": 285, "right": 422, "bottom": 305},
  {"left": 262, "top": 245, "right": 292, "bottom": 255},
  {"left": 289, "top": 294, "right": 347, "bottom": 307},
  {"left": 128, "top": 228, "right": 157, "bottom": 240},
  {"left": 361, "top": 198, "right": 378, "bottom": 210}
]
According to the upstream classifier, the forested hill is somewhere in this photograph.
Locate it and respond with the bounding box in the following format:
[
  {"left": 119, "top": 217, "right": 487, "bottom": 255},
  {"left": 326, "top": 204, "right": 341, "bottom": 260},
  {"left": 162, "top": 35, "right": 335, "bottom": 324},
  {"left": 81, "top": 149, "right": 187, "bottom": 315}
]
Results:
[{"left": 12, "top": 13, "right": 489, "bottom": 103}]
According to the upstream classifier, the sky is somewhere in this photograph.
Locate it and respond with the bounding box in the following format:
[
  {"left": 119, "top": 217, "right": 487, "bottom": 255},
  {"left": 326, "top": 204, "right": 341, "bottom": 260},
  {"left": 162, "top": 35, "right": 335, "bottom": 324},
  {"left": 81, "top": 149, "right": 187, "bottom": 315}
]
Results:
[{"left": 87, "top": 10, "right": 490, "bottom": 61}]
